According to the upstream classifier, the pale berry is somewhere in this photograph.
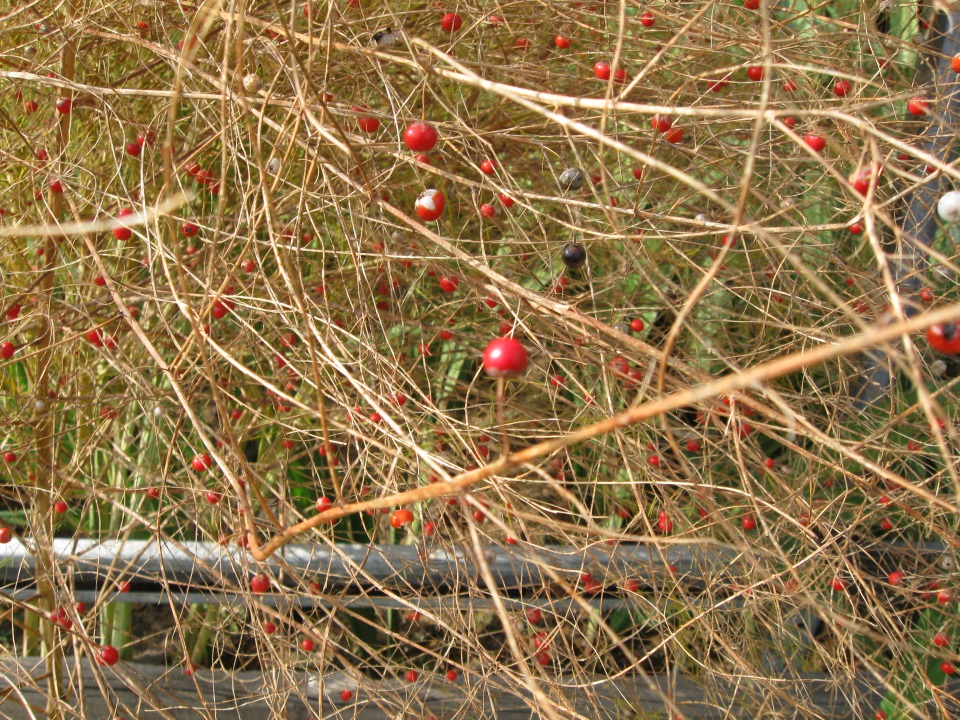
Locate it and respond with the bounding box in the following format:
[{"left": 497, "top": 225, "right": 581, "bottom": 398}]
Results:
[{"left": 415, "top": 189, "right": 445, "bottom": 221}]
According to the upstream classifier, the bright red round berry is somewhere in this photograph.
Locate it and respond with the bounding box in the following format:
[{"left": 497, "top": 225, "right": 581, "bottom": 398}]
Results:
[
  {"left": 907, "top": 97, "right": 930, "bottom": 116},
  {"left": 440, "top": 12, "right": 462, "bottom": 31},
  {"left": 98, "top": 645, "right": 120, "bottom": 666},
  {"left": 403, "top": 122, "right": 438, "bottom": 152},
  {"left": 804, "top": 134, "right": 826, "bottom": 152},
  {"left": 390, "top": 509, "right": 414, "bottom": 528},
  {"left": 251, "top": 574, "right": 270, "bottom": 594},
  {"left": 482, "top": 337, "right": 528, "bottom": 379}
]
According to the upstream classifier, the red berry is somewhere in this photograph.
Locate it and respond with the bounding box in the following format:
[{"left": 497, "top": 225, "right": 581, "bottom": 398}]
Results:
[
  {"left": 782, "top": 79, "right": 798, "bottom": 92},
  {"left": 834, "top": 79, "right": 851, "bottom": 97},
  {"left": 440, "top": 12, "right": 463, "bottom": 32},
  {"left": 741, "top": 514, "right": 756, "bottom": 531},
  {"left": 354, "top": 107, "right": 380, "bottom": 133},
  {"left": 942, "top": 661, "right": 956, "bottom": 675},
  {"left": 113, "top": 208, "right": 135, "bottom": 241},
  {"left": 55, "top": 97, "right": 72, "bottom": 114},
  {"left": 935, "top": 632, "right": 949, "bottom": 648},
  {"left": 339, "top": 689, "right": 353, "bottom": 701},
  {"left": 640, "top": 11, "right": 654, "bottom": 26},
  {"left": 888, "top": 570, "right": 905, "bottom": 586},
  {"left": 664, "top": 127, "right": 684, "bottom": 144},
  {"left": 301, "top": 638, "right": 315, "bottom": 652},
  {"left": 438, "top": 275, "right": 459, "bottom": 292},
  {"left": 657, "top": 510, "right": 673, "bottom": 534},
  {"left": 480, "top": 203, "right": 499, "bottom": 219},
  {"left": 630, "top": 319, "right": 644, "bottom": 332},
  {"left": 743, "top": 0, "right": 759, "bottom": 8},
  {"left": 746, "top": 66, "right": 763, "bottom": 81},
  {"left": 593, "top": 61, "right": 611, "bottom": 81},
  {"left": 204, "top": 491, "right": 222, "bottom": 505},
  {"left": 763, "top": 457, "right": 775, "bottom": 469},
  {"left": 927, "top": 324, "right": 960, "bottom": 355},
  {"left": 482, "top": 337, "right": 528, "bottom": 378},
  {"left": 0, "top": 527, "right": 11, "bottom": 544},
  {"left": 651, "top": 114, "right": 672, "bottom": 133},
  {"left": 251, "top": 574, "right": 270, "bottom": 593},
  {"left": 181, "top": 222, "right": 198, "bottom": 236},
  {"left": 920, "top": 287, "right": 934, "bottom": 303},
  {"left": 526, "top": 608, "right": 542, "bottom": 624},
  {"left": 907, "top": 97, "right": 930, "bottom": 116},
  {"left": 49, "top": 178, "right": 63, "bottom": 193},
  {"left": 98, "top": 645, "right": 120, "bottom": 666},
  {"left": 191, "top": 453, "right": 213, "bottom": 472},
  {"left": 403, "top": 122, "right": 438, "bottom": 152},
  {"left": 804, "top": 134, "right": 826, "bottom": 152},
  {"left": 554, "top": 35, "right": 571, "bottom": 49},
  {"left": 685, "top": 439, "right": 701, "bottom": 452},
  {"left": 445, "top": 669, "right": 458, "bottom": 681},
  {"left": 848, "top": 222, "right": 863, "bottom": 235},
  {"left": 125, "top": 142, "right": 142, "bottom": 157},
  {"left": 415, "top": 189, "right": 445, "bottom": 221},
  {"left": 938, "top": 589, "right": 952, "bottom": 604},
  {"left": 405, "top": 669, "right": 419, "bottom": 683},
  {"left": 479, "top": 159, "right": 496, "bottom": 175},
  {"left": 53, "top": 500, "right": 68, "bottom": 514},
  {"left": 499, "top": 193, "right": 515, "bottom": 208},
  {"left": 0, "top": 342, "right": 15, "bottom": 360},
  {"left": 831, "top": 578, "right": 847, "bottom": 592},
  {"left": 390, "top": 509, "right": 414, "bottom": 528}
]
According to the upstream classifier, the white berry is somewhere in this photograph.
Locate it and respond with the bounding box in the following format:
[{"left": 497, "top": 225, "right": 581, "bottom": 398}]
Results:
[
  {"left": 242, "top": 73, "right": 262, "bottom": 94},
  {"left": 937, "top": 191, "right": 960, "bottom": 222},
  {"left": 266, "top": 157, "right": 282, "bottom": 174}
]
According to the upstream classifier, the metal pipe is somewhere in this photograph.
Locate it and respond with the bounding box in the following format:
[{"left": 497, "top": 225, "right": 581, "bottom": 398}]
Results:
[{"left": 855, "top": 9, "right": 960, "bottom": 407}]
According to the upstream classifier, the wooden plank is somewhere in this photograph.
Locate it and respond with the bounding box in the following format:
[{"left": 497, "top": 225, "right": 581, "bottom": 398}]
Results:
[{"left": 0, "top": 657, "right": 900, "bottom": 720}]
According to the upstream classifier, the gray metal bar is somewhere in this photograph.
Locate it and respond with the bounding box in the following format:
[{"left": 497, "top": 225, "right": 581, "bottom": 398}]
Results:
[{"left": 855, "top": 9, "right": 960, "bottom": 408}]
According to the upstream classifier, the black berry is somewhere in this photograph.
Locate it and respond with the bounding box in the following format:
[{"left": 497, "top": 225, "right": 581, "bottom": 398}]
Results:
[{"left": 561, "top": 243, "right": 586, "bottom": 269}]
